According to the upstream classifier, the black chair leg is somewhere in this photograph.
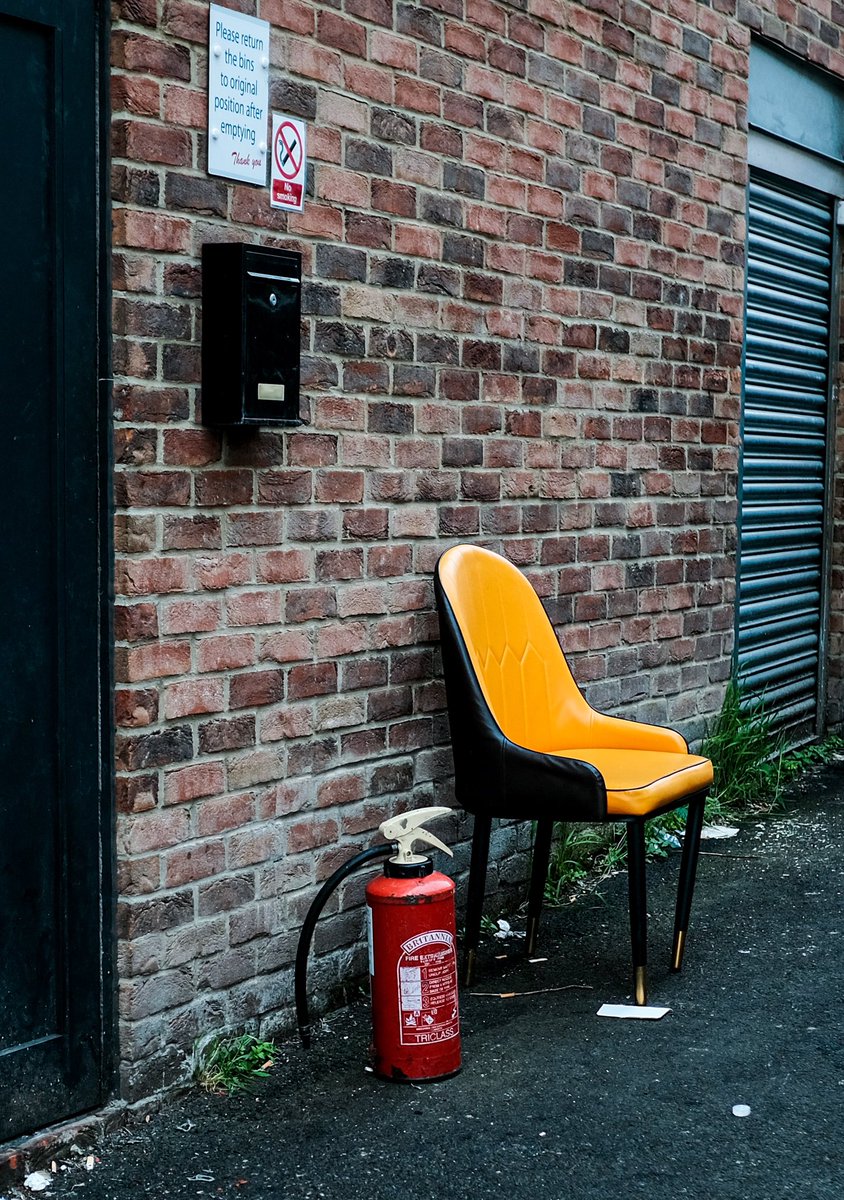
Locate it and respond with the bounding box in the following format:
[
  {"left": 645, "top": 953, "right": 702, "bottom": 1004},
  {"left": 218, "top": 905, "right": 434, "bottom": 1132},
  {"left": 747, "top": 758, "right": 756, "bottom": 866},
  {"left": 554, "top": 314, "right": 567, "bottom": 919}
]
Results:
[
  {"left": 671, "top": 792, "right": 706, "bottom": 972},
  {"left": 626, "top": 819, "right": 648, "bottom": 1005},
  {"left": 463, "top": 815, "right": 492, "bottom": 986},
  {"left": 526, "top": 820, "right": 554, "bottom": 956}
]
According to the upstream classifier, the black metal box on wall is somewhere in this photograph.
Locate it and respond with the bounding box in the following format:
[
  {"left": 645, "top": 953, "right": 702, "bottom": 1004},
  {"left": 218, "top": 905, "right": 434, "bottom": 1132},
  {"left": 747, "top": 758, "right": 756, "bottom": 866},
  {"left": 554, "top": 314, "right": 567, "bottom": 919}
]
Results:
[{"left": 201, "top": 243, "right": 302, "bottom": 427}]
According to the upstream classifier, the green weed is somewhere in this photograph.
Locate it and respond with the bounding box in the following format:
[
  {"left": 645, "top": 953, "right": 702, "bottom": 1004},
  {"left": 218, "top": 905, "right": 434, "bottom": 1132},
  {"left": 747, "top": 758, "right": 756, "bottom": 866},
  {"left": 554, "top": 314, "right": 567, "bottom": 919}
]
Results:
[
  {"left": 541, "top": 680, "right": 843, "bottom": 906},
  {"left": 700, "top": 680, "right": 784, "bottom": 817},
  {"left": 542, "top": 810, "right": 686, "bottom": 905},
  {"left": 543, "top": 822, "right": 625, "bottom": 906},
  {"left": 701, "top": 679, "right": 843, "bottom": 820},
  {"left": 194, "top": 1032, "right": 277, "bottom": 1095}
]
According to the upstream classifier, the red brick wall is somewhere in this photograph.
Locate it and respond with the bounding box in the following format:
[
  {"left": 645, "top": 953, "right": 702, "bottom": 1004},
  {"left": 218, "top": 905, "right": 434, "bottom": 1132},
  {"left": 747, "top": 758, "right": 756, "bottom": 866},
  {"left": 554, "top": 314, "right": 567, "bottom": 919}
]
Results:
[{"left": 111, "top": 0, "right": 844, "bottom": 1100}]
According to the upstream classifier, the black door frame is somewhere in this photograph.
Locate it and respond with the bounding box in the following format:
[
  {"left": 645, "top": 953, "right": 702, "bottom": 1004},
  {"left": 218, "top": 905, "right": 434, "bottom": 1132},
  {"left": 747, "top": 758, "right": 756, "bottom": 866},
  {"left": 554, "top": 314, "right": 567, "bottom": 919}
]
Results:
[
  {"left": 0, "top": 0, "right": 115, "bottom": 1142},
  {"left": 95, "top": 0, "right": 117, "bottom": 1115},
  {"left": 78, "top": 0, "right": 117, "bottom": 1118}
]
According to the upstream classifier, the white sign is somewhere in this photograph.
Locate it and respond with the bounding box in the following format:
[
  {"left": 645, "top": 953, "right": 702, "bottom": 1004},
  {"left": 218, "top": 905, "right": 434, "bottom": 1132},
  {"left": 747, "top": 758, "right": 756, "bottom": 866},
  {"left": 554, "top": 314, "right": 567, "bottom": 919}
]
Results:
[
  {"left": 208, "top": 4, "right": 270, "bottom": 185},
  {"left": 270, "top": 114, "right": 307, "bottom": 211}
]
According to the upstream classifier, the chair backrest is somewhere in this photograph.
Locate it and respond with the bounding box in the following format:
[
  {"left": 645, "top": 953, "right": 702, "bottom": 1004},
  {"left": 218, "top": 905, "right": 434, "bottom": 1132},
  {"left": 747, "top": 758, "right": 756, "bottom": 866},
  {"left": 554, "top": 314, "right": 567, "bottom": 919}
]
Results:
[{"left": 436, "top": 544, "right": 592, "bottom": 752}]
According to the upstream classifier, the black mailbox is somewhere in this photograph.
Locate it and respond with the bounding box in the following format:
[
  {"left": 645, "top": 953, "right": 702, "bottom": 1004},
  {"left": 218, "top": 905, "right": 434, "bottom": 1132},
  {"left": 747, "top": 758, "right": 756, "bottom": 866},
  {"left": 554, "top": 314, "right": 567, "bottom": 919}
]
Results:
[{"left": 201, "top": 243, "right": 303, "bottom": 427}]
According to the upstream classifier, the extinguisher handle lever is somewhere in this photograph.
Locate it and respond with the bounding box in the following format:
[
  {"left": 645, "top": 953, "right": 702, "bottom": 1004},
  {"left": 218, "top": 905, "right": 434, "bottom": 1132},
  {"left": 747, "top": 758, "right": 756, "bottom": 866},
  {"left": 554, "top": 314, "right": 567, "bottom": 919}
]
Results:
[
  {"left": 379, "top": 806, "right": 454, "bottom": 863},
  {"left": 411, "top": 829, "right": 452, "bottom": 858}
]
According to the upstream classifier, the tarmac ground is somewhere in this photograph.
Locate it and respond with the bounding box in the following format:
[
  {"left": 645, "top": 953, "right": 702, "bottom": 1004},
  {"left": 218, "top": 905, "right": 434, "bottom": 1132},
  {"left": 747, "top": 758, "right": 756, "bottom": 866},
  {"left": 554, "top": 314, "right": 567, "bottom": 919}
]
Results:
[{"left": 14, "top": 763, "right": 844, "bottom": 1200}]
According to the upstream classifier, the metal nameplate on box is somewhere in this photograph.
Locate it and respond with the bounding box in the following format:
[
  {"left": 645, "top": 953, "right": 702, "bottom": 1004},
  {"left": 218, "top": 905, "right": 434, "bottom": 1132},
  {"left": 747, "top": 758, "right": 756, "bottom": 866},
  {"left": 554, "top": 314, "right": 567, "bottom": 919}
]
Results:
[{"left": 257, "top": 383, "right": 286, "bottom": 402}]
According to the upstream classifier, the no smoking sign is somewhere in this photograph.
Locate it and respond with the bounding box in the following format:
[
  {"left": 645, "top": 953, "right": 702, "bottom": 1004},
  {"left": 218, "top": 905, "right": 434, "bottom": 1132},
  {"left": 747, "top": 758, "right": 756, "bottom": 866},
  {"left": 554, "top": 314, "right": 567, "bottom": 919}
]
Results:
[{"left": 270, "top": 114, "right": 306, "bottom": 211}]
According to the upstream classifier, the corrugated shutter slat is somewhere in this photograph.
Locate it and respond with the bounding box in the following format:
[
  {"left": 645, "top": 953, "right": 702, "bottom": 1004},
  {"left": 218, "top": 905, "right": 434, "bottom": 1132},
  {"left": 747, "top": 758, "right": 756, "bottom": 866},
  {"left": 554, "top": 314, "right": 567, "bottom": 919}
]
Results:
[{"left": 737, "top": 173, "right": 834, "bottom": 727}]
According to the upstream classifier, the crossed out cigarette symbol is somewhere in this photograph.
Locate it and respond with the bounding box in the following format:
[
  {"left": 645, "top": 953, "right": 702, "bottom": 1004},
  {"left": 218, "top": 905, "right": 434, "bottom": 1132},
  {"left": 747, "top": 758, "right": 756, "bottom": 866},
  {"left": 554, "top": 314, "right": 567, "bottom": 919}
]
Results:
[{"left": 274, "top": 122, "right": 302, "bottom": 179}]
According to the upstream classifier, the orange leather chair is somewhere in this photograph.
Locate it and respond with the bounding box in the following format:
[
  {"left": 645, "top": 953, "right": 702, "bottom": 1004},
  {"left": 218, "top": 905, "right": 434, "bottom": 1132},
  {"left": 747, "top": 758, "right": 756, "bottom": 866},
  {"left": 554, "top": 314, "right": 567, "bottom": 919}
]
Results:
[{"left": 435, "top": 544, "right": 713, "bottom": 1005}]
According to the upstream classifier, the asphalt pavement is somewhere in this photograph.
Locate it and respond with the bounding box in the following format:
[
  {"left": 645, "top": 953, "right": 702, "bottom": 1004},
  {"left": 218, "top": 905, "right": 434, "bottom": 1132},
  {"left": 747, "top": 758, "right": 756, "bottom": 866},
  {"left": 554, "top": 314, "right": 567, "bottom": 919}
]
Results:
[{"left": 15, "top": 763, "right": 844, "bottom": 1200}]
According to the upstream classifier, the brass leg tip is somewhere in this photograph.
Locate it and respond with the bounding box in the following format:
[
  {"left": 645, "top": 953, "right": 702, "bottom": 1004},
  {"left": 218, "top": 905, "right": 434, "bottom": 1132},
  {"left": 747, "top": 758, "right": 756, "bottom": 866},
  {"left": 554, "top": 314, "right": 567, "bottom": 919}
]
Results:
[
  {"left": 671, "top": 929, "right": 687, "bottom": 973},
  {"left": 634, "top": 965, "right": 647, "bottom": 1007}
]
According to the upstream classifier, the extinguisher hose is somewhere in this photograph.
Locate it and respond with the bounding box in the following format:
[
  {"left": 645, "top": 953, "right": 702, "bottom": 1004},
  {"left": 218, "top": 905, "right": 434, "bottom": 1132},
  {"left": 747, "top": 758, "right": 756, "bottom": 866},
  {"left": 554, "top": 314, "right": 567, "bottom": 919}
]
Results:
[{"left": 294, "top": 844, "right": 394, "bottom": 1048}]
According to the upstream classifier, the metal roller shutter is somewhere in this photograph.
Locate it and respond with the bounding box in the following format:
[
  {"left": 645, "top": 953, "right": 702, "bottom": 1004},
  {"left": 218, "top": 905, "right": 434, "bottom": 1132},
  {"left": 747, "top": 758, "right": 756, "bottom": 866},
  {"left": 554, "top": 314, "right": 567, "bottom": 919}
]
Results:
[{"left": 737, "top": 172, "right": 835, "bottom": 728}]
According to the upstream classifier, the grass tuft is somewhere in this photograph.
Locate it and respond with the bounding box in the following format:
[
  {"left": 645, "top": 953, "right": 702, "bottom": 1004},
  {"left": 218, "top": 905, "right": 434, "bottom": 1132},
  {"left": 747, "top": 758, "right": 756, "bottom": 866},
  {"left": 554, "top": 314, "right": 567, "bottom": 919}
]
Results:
[
  {"left": 700, "top": 680, "right": 784, "bottom": 818},
  {"left": 194, "top": 1032, "right": 277, "bottom": 1095},
  {"left": 702, "top": 680, "right": 844, "bottom": 821}
]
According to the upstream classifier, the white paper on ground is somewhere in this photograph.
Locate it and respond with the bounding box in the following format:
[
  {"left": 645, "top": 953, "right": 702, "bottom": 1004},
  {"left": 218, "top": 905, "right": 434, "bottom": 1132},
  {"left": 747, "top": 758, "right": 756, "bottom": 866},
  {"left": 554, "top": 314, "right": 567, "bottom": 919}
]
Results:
[
  {"left": 597, "top": 1003, "right": 671, "bottom": 1020},
  {"left": 23, "top": 1172, "right": 52, "bottom": 1193},
  {"left": 700, "top": 825, "right": 739, "bottom": 840}
]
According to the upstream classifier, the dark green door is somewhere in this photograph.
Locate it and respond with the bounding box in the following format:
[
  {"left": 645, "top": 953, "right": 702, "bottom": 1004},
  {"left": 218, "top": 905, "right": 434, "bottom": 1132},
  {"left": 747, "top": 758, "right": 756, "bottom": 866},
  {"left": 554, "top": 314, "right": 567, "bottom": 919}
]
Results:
[{"left": 0, "top": 1, "right": 110, "bottom": 1140}]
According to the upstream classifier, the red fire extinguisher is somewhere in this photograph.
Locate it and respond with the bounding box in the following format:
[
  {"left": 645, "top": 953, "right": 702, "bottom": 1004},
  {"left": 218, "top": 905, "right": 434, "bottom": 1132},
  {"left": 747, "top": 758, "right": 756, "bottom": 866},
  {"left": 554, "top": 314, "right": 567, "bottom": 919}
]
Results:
[
  {"left": 366, "top": 807, "right": 461, "bottom": 1083},
  {"left": 294, "top": 806, "right": 461, "bottom": 1084}
]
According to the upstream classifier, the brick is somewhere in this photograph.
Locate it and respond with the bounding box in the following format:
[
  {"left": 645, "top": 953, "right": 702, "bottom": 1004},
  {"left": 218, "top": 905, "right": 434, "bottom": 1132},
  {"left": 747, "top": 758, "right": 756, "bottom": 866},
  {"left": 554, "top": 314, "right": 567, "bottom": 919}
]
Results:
[
  {"left": 114, "top": 297, "right": 192, "bottom": 342},
  {"left": 112, "top": 119, "right": 189, "bottom": 166},
  {"left": 229, "top": 670, "right": 285, "bottom": 710},
  {"left": 113, "top": 32, "right": 191, "bottom": 79},
  {"left": 115, "top": 688, "right": 159, "bottom": 728},
  {"left": 287, "top": 817, "right": 340, "bottom": 854},
  {"left": 314, "top": 470, "right": 365, "bottom": 504},
  {"left": 372, "top": 108, "right": 417, "bottom": 146},
  {"left": 227, "top": 749, "right": 284, "bottom": 789},
  {"left": 113, "top": 385, "right": 188, "bottom": 424},
  {"left": 164, "top": 679, "right": 225, "bottom": 719},
  {"left": 163, "top": 86, "right": 206, "bottom": 130},
  {"left": 343, "top": 509, "right": 389, "bottom": 540},
  {"left": 164, "top": 762, "right": 226, "bottom": 806},
  {"left": 258, "top": 471, "right": 313, "bottom": 505},
  {"left": 255, "top": 549, "right": 311, "bottom": 585},
  {"left": 116, "top": 774, "right": 158, "bottom": 815},
  {"left": 117, "top": 855, "right": 161, "bottom": 897},
  {"left": 197, "top": 875, "right": 255, "bottom": 918},
  {"left": 259, "top": 630, "right": 312, "bottom": 663},
  {"left": 198, "top": 716, "right": 256, "bottom": 755},
  {"left": 115, "top": 470, "right": 190, "bottom": 508},
  {"left": 287, "top": 510, "right": 342, "bottom": 542},
  {"left": 227, "top": 512, "right": 284, "bottom": 547},
  {"left": 114, "top": 602, "right": 159, "bottom": 642},
  {"left": 197, "top": 635, "right": 256, "bottom": 673},
  {"left": 124, "top": 642, "right": 192, "bottom": 682},
  {"left": 288, "top": 663, "right": 339, "bottom": 700},
  {"left": 118, "top": 891, "right": 194, "bottom": 940},
  {"left": 286, "top": 586, "right": 337, "bottom": 623},
  {"left": 112, "top": 73, "right": 160, "bottom": 117},
  {"left": 226, "top": 591, "right": 284, "bottom": 627},
  {"left": 165, "top": 841, "right": 226, "bottom": 888},
  {"left": 195, "top": 554, "right": 252, "bottom": 591},
  {"left": 345, "top": 139, "right": 393, "bottom": 177},
  {"left": 164, "top": 173, "right": 227, "bottom": 216},
  {"left": 116, "top": 726, "right": 193, "bottom": 771},
  {"left": 195, "top": 471, "right": 253, "bottom": 507},
  {"left": 319, "top": 10, "right": 366, "bottom": 54},
  {"left": 196, "top": 792, "right": 256, "bottom": 837}
]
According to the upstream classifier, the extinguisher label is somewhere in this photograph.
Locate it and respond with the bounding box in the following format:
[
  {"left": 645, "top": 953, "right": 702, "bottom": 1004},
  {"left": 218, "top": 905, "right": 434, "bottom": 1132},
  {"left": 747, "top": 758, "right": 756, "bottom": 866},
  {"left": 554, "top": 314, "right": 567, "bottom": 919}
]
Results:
[{"left": 396, "top": 930, "right": 460, "bottom": 1046}]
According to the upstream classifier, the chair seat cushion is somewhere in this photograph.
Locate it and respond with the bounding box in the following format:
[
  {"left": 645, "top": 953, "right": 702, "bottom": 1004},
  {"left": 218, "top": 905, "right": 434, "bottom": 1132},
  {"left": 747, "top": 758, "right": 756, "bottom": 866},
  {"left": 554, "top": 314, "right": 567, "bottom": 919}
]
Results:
[{"left": 553, "top": 748, "right": 714, "bottom": 817}]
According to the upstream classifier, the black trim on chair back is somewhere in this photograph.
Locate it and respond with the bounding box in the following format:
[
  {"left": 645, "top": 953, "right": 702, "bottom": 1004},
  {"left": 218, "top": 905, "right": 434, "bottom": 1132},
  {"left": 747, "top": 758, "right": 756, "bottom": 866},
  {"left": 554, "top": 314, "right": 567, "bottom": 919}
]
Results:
[{"left": 434, "top": 560, "right": 607, "bottom": 822}]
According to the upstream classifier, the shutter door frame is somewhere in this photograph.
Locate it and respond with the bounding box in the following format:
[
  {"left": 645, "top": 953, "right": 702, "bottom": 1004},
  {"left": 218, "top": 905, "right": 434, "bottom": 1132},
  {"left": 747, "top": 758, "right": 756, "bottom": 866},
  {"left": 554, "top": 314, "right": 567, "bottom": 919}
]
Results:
[{"left": 737, "top": 137, "right": 843, "bottom": 737}]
